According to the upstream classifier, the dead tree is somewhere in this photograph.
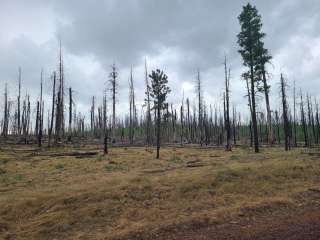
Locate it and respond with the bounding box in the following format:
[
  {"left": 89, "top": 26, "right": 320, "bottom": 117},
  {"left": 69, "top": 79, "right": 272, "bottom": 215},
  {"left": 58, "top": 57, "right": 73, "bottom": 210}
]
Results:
[
  {"left": 224, "top": 57, "right": 232, "bottom": 151},
  {"left": 22, "top": 94, "right": 30, "bottom": 144},
  {"left": 103, "top": 90, "right": 108, "bottom": 154},
  {"left": 307, "top": 95, "right": 317, "bottom": 144},
  {"left": 315, "top": 99, "right": 320, "bottom": 143},
  {"left": 300, "top": 91, "right": 309, "bottom": 147},
  {"left": 233, "top": 106, "right": 237, "bottom": 145},
  {"left": 17, "top": 67, "right": 22, "bottom": 136},
  {"left": 109, "top": 63, "right": 118, "bottom": 142},
  {"left": 256, "top": 44, "right": 273, "bottom": 146},
  {"left": 48, "top": 72, "right": 56, "bottom": 146},
  {"left": 55, "top": 43, "right": 64, "bottom": 143},
  {"left": 196, "top": 70, "right": 203, "bottom": 146},
  {"left": 280, "top": 74, "right": 290, "bottom": 151},
  {"left": 293, "top": 80, "right": 297, "bottom": 147},
  {"left": 186, "top": 98, "right": 191, "bottom": 143},
  {"left": 180, "top": 92, "right": 184, "bottom": 145},
  {"left": 2, "top": 83, "right": 9, "bottom": 137},
  {"left": 38, "top": 70, "right": 44, "bottom": 147},
  {"left": 68, "top": 87, "right": 72, "bottom": 141},
  {"left": 91, "top": 96, "right": 95, "bottom": 135},
  {"left": 244, "top": 76, "right": 253, "bottom": 146},
  {"left": 144, "top": 59, "right": 152, "bottom": 146},
  {"left": 275, "top": 110, "right": 281, "bottom": 145},
  {"left": 129, "top": 67, "right": 135, "bottom": 144}
]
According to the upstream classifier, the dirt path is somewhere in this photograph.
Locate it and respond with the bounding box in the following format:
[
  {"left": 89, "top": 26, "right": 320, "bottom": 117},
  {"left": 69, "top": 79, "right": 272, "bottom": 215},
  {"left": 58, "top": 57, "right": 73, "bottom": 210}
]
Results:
[{"left": 160, "top": 208, "right": 320, "bottom": 240}]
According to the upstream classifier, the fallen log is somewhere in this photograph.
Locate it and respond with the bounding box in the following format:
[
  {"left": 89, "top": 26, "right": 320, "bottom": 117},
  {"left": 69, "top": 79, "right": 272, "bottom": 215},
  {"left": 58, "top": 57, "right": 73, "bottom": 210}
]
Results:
[
  {"left": 186, "top": 162, "right": 206, "bottom": 168},
  {"left": 49, "top": 151, "right": 99, "bottom": 157},
  {"left": 28, "top": 151, "right": 99, "bottom": 158}
]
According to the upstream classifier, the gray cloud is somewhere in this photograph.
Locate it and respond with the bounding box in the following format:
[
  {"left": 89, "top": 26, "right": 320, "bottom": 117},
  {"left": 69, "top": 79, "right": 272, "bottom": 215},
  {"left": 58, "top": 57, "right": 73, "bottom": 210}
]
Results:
[{"left": 0, "top": 0, "right": 319, "bottom": 121}]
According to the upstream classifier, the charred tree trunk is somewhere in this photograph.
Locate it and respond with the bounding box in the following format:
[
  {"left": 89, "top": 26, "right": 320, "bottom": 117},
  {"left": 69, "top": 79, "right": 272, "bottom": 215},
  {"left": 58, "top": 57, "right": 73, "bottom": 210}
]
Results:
[
  {"left": 261, "top": 66, "right": 273, "bottom": 146},
  {"left": 300, "top": 92, "right": 309, "bottom": 147},
  {"left": 2, "top": 84, "right": 9, "bottom": 137},
  {"left": 17, "top": 67, "right": 21, "bottom": 136},
  {"left": 68, "top": 87, "right": 72, "bottom": 142},
  {"left": 156, "top": 101, "right": 161, "bottom": 159},
  {"left": 293, "top": 81, "right": 297, "bottom": 147},
  {"left": 48, "top": 72, "right": 56, "bottom": 146},
  {"left": 224, "top": 57, "right": 232, "bottom": 151},
  {"left": 103, "top": 91, "right": 108, "bottom": 155},
  {"left": 280, "top": 74, "right": 290, "bottom": 151}
]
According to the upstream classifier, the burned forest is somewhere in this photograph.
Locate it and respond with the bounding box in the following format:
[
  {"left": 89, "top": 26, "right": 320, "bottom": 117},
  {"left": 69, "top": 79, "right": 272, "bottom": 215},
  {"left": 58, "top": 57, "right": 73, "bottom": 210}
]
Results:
[{"left": 0, "top": 2, "right": 320, "bottom": 240}]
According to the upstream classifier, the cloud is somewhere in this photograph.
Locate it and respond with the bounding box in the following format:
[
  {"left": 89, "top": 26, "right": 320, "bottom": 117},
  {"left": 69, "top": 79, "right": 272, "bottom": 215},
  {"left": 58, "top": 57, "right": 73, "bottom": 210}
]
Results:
[{"left": 0, "top": 0, "right": 319, "bottom": 123}]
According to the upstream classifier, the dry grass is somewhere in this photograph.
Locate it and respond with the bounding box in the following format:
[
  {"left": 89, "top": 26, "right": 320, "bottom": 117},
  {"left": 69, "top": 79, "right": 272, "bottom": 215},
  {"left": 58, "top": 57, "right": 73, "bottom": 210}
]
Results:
[{"left": 0, "top": 145, "right": 319, "bottom": 239}]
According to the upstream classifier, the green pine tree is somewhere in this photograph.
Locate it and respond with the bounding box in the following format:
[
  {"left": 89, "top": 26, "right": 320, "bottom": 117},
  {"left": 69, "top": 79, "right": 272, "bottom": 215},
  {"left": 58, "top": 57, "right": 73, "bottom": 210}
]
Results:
[
  {"left": 149, "top": 69, "right": 171, "bottom": 159},
  {"left": 237, "top": 3, "right": 266, "bottom": 153}
]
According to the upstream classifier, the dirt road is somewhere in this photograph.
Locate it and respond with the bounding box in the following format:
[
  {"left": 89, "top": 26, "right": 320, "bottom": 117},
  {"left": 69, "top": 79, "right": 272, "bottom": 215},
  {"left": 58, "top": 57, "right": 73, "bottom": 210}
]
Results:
[{"left": 164, "top": 209, "right": 320, "bottom": 240}]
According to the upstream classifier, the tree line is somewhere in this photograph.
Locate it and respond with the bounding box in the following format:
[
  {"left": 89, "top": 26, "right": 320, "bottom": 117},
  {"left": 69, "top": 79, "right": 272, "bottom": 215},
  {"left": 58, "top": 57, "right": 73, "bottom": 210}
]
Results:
[{"left": 1, "top": 3, "right": 319, "bottom": 158}]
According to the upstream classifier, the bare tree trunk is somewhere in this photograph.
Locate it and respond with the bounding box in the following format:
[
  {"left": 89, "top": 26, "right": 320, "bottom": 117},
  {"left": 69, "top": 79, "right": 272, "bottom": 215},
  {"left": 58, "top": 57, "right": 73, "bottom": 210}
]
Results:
[
  {"left": 186, "top": 98, "right": 191, "bottom": 143},
  {"left": 49, "top": 72, "right": 56, "bottom": 146},
  {"left": 68, "top": 87, "right": 72, "bottom": 141},
  {"left": 261, "top": 66, "right": 273, "bottom": 146},
  {"left": 2, "top": 83, "right": 9, "bottom": 137},
  {"left": 224, "top": 57, "right": 232, "bottom": 151},
  {"left": 109, "top": 63, "right": 118, "bottom": 142},
  {"left": 103, "top": 91, "right": 108, "bottom": 154},
  {"left": 233, "top": 106, "right": 237, "bottom": 145},
  {"left": 129, "top": 69, "right": 133, "bottom": 144},
  {"left": 300, "top": 91, "right": 309, "bottom": 147},
  {"left": 38, "top": 71, "right": 43, "bottom": 147},
  {"left": 156, "top": 101, "right": 161, "bottom": 159},
  {"left": 250, "top": 65, "right": 259, "bottom": 153},
  {"left": 293, "top": 81, "right": 297, "bottom": 147},
  {"left": 144, "top": 59, "right": 152, "bottom": 146},
  {"left": 280, "top": 74, "right": 289, "bottom": 151},
  {"left": 17, "top": 67, "right": 21, "bottom": 136},
  {"left": 197, "top": 70, "right": 203, "bottom": 146}
]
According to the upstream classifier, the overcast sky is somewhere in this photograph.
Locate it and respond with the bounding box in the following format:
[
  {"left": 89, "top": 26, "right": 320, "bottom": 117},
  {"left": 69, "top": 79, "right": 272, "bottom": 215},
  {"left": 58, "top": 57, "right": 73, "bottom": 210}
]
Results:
[{"left": 0, "top": 0, "right": 319, "bottom": 122}]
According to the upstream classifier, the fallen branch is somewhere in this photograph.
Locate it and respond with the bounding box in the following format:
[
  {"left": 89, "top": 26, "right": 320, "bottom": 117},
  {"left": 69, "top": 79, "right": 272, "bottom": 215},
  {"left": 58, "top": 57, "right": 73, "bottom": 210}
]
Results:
[{"left": 29, "top": 151, "right": 99, "bottom": 158}]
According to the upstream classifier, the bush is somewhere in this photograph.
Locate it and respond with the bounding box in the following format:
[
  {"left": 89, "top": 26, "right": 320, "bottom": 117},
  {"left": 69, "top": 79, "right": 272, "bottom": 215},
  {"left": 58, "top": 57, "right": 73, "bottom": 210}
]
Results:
[
  {"left": 96, "top": 155, "right": 105, "bottom": 162},
  {"left": 14, "top": 174, "right": 23, "bottom": 181},
  {"left": 55, "top": 163, "right": 64, "bottom": 170},
  {"left": 229, "top": 155, "right": 239, "bottom": 161},
  {"left": 169, "top": 153, "right": 182, "bottom": 163}
]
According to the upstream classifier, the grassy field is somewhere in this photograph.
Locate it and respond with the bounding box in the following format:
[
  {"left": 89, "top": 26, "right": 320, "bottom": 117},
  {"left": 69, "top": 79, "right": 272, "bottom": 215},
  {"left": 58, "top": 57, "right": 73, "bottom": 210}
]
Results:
[{"left": 0, "top": 144, "right": 320, "bottom": 239}]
